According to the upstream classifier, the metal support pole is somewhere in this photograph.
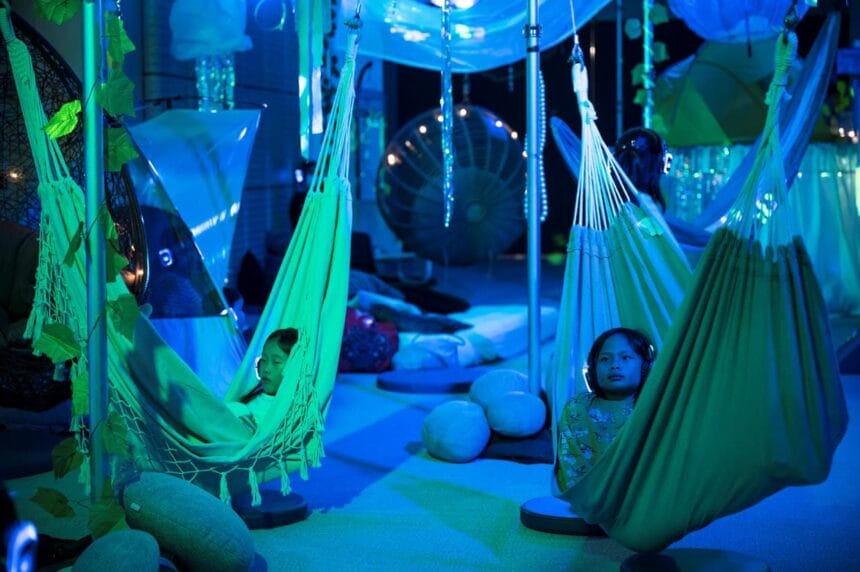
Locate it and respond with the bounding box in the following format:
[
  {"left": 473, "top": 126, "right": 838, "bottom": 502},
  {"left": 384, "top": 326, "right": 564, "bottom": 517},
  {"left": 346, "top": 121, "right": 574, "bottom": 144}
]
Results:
[
  {"left": 524, "top": 0, "right": 541, "bottom": 395},
  {"left": 616, "top": 0, "right": 623, "bottom": 139},
  {"left": 83, "top": 0, "right": 109, "bottom": 502}
]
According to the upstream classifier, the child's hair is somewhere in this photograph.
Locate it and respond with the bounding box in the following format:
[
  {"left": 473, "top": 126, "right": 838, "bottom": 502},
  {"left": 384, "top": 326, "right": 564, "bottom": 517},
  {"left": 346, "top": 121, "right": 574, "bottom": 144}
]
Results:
[
  {"left": 265, "top": 328, "right": 299, "bottom": 355},
  {"left": 584, "top": 327, "right": 656, "bottom": 399},
  {"left": 614, "top": 127, "right": 669, "bottom": 211}
]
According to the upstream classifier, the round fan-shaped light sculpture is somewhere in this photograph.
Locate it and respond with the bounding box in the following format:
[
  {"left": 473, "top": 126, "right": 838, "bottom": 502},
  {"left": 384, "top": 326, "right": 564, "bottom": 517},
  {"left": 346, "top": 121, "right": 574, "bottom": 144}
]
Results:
[{"left": 377, "top": 104, "right": 526, "bottom": 266}]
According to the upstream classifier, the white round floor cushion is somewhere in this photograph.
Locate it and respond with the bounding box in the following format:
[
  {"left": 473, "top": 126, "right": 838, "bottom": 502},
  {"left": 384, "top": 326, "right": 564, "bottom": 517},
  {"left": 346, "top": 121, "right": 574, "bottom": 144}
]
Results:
[
  {"left": 73, "top": 529, "right": 160, "bottom": 572},
  {"left": 486, "top": 391, "right": 546, "bottom": 438},
  {"left": 469, "top": 369, "right": 529, "bottom": 410},
  {"left": 422, "top": 400, "right": 490, "bottom": 462},
  {"left": 121, "top": 472, "right": 255, "bottom": 572}
]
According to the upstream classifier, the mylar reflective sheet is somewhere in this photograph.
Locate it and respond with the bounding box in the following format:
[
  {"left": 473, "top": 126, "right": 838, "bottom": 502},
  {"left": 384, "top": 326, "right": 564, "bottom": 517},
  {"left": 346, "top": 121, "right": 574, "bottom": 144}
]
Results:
[{"left": 128, "top": 109, "right": 260, "bottom": 294}]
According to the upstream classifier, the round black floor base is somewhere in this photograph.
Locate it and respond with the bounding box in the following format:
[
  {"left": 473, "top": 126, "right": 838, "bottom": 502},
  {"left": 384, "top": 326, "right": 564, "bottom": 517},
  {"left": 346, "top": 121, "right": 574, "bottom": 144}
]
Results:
[
  {"left": 232, "top": 491, "right": 309, "bottom": 530},
  {"left": 621, "top": 549, "right": 769, "bottom": 571},
  {"left": 519, "top": 496, "right": 605, "bottom": 536}
]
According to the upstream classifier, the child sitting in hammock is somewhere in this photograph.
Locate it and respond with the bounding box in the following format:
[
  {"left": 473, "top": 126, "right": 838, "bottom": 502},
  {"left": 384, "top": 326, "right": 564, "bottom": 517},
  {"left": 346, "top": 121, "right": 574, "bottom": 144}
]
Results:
[
  {"left": 229, "top": 327, "right": 299, "bottom": 430},
  {"left": 555, "top": 327, "right": 655, "bottom": 491}
]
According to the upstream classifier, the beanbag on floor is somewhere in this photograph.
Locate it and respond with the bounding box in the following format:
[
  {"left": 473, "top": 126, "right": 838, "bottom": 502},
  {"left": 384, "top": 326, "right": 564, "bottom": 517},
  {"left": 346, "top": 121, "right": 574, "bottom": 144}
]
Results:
[
  {"left": 121, "top": 472, "right": 254, "bottom": 572},
  {"left": 422, "top": 400, "right": 490, "bottom": 463},
  {"left": 73, "top": 529, "right": 159, "bottom": 572},
  {"left": 486, "top": 391, "right": 546, "bottom": 438},
  {"left": 468, "top": 369, "right": 529, "bottom": 410}
]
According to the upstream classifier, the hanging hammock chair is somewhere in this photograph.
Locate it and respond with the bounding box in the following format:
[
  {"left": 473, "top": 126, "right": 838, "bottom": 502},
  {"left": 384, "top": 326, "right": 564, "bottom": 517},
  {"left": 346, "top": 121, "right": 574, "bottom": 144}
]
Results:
[
  {"left": 560, "top": 29, "right": 848, "bottom": 552},
  {"left": 549, "top": 13, "right": 841, "bottom": 252},
  {"left": 2, "top": 7, "right": 358, "bottom": 504},
  {"left": 546, "top": 42, "right": 692, "bottom": 426}
]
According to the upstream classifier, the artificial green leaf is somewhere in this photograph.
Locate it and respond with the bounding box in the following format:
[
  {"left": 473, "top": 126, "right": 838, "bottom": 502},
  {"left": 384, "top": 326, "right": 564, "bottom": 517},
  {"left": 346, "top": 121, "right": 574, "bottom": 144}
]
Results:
[
  {"left": 33, "top": 323, "right": 81, "bottom": 363},
  {"left": 88, "top": 494, "right": 127, "bottom": 539},
  {"left": 31, "top": 487, "right": 75, "bottom": 517},
  {"left": 71, "top": 369, "right": 89, "bottom": 416},
  {"left": 96, "top": 70, "right": 135, "bottom": 118},
  {"left": 106, "top": 127, "right": 139, "bottom": 172},
  {"left": 97, "top": 205, "right": 119, "bottom": 242},
  {"left": 633, "top": 88, "right": 647, "bottom": 106},
  {"left": 105, "top": 13, "right": 135, "bottom": 69},
  {"left": 63, "top": 221, "right": 85, "bottom": 267},
  {"left": 108, "top": 294, "right": 139, "bottom": 342},
  {"left": 631, "top": 63, "right": 645, "bottom": 87},
  {"left": 35, "top": 0, "right": 82, "bottom": 25},
  {"left": 652, "top": 3, "right": 670, "bottom": 26},
  {"left": 654, "top": 41, "right": 669, "bottom": 63},
  {"left": 106, "top": 237, "right": 130, "bottom": 279},
  {"left": 99, "top": 410, "right": 130, "bottom": 458},
  {"left": 624, "top": 18, "right": 642, "bottom": 40},
  {"left": 51, "top": 437, "right": 84, "bottom": 479},
  {"left": 43, "top": 100, "right": 82, "bottom": 139}
]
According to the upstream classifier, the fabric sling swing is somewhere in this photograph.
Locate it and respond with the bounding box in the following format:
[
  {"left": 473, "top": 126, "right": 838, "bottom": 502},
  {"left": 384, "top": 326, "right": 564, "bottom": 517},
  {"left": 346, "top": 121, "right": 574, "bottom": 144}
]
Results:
[
  {"left": 549, "top": 12, "right": 842, "bottom": 252},
  {"left": 547, "top": 34, "right": 691, "bottom": 426},
  {"left": 560, "top": 29, "right": 849, "bottom": 552},
  {"left": 3, "top": 6, "right": 359, "bottom": 504}
]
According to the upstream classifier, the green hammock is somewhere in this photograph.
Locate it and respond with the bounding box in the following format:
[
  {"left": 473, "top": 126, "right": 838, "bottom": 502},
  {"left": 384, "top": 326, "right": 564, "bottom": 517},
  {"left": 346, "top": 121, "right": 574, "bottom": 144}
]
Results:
[
  {"left": 561, "top": 31, "right": 849, "bottom": 552},
  {"left": 3, "top": 7, "right": 358, "bottom": 504},
  {"left": 547, "top": 51, "right": 691, "bottom": 425}
]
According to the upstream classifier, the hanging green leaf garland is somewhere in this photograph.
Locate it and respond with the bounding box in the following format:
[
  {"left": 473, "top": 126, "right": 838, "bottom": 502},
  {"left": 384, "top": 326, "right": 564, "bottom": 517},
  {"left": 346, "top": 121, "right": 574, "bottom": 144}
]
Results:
[
  {"left": 96, "top": 69, "right": 135, "bottom": 118},
  {"left": 30, "top": 487, "right": 75, "bottom": 518},
  {"left": 34, "top": 0, "right": 81, "bottom": 26},
  {"left": 106, "top": 125, "right": 138, "bottom": 171},
  {"left": 105, "top": 12, "right": 134, "bottom": 67},
  {"left": 21, "top": 3, "right": 137, "bottom": 538},
  {"left": 42, "top": 98, "right": 81, "bottom": 138},
  {"left": 52, "top": 437, "right": 86, "bottom": 479}
]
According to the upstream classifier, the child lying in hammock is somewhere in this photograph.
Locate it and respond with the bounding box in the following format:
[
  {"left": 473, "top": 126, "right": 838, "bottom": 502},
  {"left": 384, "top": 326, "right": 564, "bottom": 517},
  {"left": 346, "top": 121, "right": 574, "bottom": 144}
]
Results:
[
  {"left": 228, "top": 328, "right": 299, "bottom": 430},
  {"left": 555, "top": 327, "right": 656, "bottom": 491}
]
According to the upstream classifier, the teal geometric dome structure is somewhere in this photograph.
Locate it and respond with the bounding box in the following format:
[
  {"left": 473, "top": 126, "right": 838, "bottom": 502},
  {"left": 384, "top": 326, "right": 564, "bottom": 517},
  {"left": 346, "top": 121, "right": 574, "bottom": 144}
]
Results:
[{"left": 377, "top": 104, "right": 526, "bottom": 266}]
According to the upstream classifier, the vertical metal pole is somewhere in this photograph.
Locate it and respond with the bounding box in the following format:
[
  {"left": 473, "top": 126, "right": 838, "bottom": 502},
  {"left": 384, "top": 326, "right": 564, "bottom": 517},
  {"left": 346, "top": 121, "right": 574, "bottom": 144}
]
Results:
[
  {"left": 83, "top": 0, "right": 109, "bottom": 502},
  {"left": 616, "top": 0, "right": 623, "bottom": 139},
  {"left": 525, "top": 0, "right": 541, "bottom": 395},
  {"left": 642, "top": 0, "right": 654, "bottom": 128}
]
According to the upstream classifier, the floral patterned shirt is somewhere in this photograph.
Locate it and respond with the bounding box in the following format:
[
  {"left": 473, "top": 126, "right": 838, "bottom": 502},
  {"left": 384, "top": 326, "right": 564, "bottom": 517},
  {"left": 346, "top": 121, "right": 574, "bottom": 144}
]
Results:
[{"left": 555, "top": 392, "right": 635, "bottom": 492}]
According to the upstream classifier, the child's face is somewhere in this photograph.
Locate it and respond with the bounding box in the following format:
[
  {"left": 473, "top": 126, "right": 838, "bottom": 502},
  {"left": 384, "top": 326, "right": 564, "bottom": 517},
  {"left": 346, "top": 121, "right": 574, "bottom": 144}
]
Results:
[
  {"left": 258, "top": 341, "right": 290, "bottom": 395},
  {"left": 594, "top": 334, "right": 643, "bottom": 400}
]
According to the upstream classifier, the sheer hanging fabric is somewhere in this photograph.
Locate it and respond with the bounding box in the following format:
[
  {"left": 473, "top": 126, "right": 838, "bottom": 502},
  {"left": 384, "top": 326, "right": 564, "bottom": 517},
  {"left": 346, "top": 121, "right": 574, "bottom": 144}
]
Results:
[
  {"left": 547, "top": 52, "right": 691, "bottom": 427},
  {"left": 561, "top": 31, "right": 848, "bottom": 552},
  {"left": 3, "top": 8, "right": 357, "bottom": 503}
]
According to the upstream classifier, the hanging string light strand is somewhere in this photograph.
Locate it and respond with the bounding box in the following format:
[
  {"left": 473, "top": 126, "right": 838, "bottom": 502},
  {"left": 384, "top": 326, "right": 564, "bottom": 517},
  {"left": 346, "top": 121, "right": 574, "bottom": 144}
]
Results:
[{"left": 440, "top": 0, "right": 455, "bottom": 227}]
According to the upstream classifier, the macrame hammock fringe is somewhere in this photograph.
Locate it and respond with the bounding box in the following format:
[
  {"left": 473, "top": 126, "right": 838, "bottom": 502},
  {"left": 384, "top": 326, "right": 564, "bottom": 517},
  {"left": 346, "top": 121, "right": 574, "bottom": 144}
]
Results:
[
  {"left": 3, "top": 7, "right": 358, "bottom": 505},
  {"left": 561, "top": 30, "right": 848, "bottom": 552},
  {"left": 547, "top": 42, "right": 691, "bottom": 429}
]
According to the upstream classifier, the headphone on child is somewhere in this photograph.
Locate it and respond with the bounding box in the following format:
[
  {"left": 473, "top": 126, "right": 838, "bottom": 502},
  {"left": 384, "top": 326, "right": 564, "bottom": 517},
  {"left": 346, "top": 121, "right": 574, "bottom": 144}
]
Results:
[
  {"left": 582, "top": 327, "right": 657, "bottom": 397},
  {"left": 615, "top": 127, "right": 673, "bottom": 175},
  {"left": 2, "top": 482, "right": 38, "bottom": 572}
]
